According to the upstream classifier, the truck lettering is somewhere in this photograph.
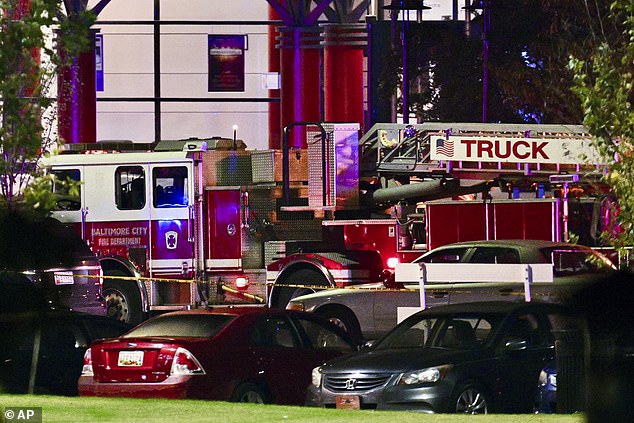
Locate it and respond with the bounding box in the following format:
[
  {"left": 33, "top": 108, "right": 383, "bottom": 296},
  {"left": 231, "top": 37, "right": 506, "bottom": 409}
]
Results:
[
  {"left": 495, "top": 141, "right": 511, "bottom": 159},
  {"left": 478, "top": 140, "right": 494, "bottom": 158},
  {"left": 462, "top": 139, "right": 478, "bottom": 157},
  {"left": 109, "top": 237, "right": 142, "bottom": 246},
  {"left": 460, "top": 139, "right": 550, "bottom": 160},
  {"left": 91, "top": 225, "right": 147, "bottom": 247},
  {"left": 92, "top": 227, "right": 130, "bottom": 236},
  {"left": 132, "top": 227, "right": 148, "bottom": 236},
  {"left": 91, "top": 226, "right": 148, "bottom": 237},
  {"left": 532, "top": 141, "right": 549, "bottom": 160},
  {"left": 513, "top": 141, "right": 531, "bottom": 159}
]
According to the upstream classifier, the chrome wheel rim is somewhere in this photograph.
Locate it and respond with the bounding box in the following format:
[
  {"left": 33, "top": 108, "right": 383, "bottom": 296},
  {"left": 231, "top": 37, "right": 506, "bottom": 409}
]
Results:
[
  {"left": 104, "top": 290, "right": 128, "bottom": 322},
  {"left": 456, "top": 388, "right": 487, "bottom": 414}
]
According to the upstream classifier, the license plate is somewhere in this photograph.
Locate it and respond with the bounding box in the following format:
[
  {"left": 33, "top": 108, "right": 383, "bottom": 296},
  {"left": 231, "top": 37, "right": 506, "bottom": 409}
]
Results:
[
  {"left": 336, "top": 395, "right": 360, "bottom": 409},
  {"left": 54, "top": 271, "right": 75, "bottom": 285},
  {"left": 118, "top": 351, "right": 144, "bottom": 366}
]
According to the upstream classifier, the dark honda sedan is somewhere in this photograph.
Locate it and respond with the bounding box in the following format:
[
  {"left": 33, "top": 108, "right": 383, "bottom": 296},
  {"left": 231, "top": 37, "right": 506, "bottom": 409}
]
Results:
[
  {"left": 79, "top": 307, "right": 358, "bottom": 404},
  {"left": 306, "top": 301, "right": 581, "bottom": 413}
]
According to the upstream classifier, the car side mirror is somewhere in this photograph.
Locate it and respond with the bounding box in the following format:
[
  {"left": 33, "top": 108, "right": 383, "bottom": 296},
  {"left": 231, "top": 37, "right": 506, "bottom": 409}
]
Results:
[{"left": 504, "top": 338, "right": 528, "bottom": 352}]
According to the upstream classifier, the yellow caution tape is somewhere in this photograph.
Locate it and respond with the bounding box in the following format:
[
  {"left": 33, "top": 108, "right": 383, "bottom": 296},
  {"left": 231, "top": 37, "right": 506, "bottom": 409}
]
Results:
[{"left": 54, "top": 272, "right": 558, "bottom": 298}]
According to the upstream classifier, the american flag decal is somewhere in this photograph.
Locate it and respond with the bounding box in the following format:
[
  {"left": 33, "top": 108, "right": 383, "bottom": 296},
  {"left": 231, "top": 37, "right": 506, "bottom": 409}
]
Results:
[{"left": 435, "top": 138, "right": 454, "bottom": 157}]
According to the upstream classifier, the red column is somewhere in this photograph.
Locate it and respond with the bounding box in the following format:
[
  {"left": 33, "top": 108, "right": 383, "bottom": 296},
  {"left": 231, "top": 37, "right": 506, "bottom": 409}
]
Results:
[
  {"left": 277, "top": 26, "right": 322, "bottom": 149},
  {"left": 57, "top": 30, "right": 97, "bottom": 144},
  {"left": 321, "top": 23, "right": 366, "bottom": 127}
]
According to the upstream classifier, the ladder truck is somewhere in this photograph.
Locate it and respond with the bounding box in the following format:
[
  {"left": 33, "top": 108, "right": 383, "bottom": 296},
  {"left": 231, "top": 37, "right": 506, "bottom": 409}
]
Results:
[{"left": 43, "top": 122, "right": 608, "bottom": 324}]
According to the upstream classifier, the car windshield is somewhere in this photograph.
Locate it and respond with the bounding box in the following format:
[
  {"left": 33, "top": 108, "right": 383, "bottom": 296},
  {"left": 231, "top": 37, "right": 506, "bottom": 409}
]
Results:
[
  {"left": 122, "top": 314, "right": 235, "bottom": 338},
  {"left": 374, "top": 314, "right": 501, "bottom": 351}
]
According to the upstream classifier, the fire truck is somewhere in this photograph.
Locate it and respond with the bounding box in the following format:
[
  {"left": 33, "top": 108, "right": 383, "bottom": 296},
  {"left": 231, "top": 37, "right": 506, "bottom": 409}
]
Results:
[{"left": 43, "top": 122, "right": 608, "bottom": 324}]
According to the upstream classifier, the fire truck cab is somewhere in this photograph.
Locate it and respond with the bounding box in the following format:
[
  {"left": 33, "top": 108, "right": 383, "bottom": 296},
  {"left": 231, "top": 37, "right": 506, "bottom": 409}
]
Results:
[{"left": 46, "top": 143, "right": 204, "bottom": 324}]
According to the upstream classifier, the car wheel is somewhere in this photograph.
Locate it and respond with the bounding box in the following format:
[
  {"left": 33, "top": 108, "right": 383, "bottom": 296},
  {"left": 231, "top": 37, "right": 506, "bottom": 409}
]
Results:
[
  {"left": 230, "top": 382, "right": 272, "bottom": 404},
  {"left": 103, "top": 276, "right": 144, "bottom": 325},
  {"left": 271, "top": 268, "right": 327, "bottom": 309},
  {"left": 452, "top": 383, "right": 489, "bottom": 414},
  {"left": 317, "top": 305, "right": 363, "bottom": 342}
]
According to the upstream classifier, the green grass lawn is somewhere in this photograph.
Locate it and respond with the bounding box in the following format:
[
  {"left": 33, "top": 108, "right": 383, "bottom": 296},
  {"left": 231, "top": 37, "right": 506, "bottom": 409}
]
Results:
[{"left": 0, "top": 394, "right": 585, "bottom": 423}]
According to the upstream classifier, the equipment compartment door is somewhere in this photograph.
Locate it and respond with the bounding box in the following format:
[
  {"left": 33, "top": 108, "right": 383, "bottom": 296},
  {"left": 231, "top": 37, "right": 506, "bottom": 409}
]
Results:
[{"left": 205, "top": 188, "right": 242, "bottom": 270}]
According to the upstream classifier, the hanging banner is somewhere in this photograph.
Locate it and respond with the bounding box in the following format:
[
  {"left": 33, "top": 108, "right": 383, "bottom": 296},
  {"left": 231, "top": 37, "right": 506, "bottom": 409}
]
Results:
[
  {"left": 95, "top": 33, "right": 104, "bottom": 92},
  {"left": 208, "top": 34, "right": 246, "bottom": 92}
]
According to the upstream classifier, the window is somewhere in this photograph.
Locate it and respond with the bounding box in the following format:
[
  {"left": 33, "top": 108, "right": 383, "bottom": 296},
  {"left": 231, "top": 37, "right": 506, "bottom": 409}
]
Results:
[
  {"left": 438, "top": 320, "right": 477, "bottom": 348},
  {"left": 471, "top": 248, "right": 520, "bottom": 264},
  {"left": 51, "top": 169, "right": 81, "bottom": 211},
  {"left": 122, "top": 314, "right": 234, "bottom": 338},
  {"left": 549, "top": 248, "right": 613, "bottom": 276},
  {"left": 417, "top": 248, "right": 468, "bottom": 263},
  {"left": 294, "top": 317, "right": 354, "bottom": 352},
  {"left": 153, "top": 167, "right": 189, "bottom": 208},
  {"left": 251, "top": 317, "right": 298, "bottom": 348},
  {"left": 375, "top": 315, "right": 495, "bottom": 351},
  {"left": 116, "top": 166, "right": 145, "bottom": 210},
  {"left": 376, "top": 318, "right": 437, "bottom": 350},
  {"left": 505, "top": 313, "right": 544, "bottom": 347}
]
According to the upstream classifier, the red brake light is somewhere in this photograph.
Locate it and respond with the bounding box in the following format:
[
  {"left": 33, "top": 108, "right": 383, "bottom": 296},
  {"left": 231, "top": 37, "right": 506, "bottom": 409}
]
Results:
[
  {"left": 82, "top": 348, "right": 93, "bottom": 376},
  {"left": 170, "top": 347, "right": 206, "bottom": 375}
]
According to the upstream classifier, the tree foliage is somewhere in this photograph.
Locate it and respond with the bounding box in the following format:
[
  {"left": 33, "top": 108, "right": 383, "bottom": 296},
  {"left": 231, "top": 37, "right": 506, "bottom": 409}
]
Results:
[
  {"left": 378, "top": 0, "right": 617, "bottom": 124},
  {"left": 570, "top": 0, "right": 634, "bottom": 248},
  {"left": 0, "top": 0, "right": 93, "bottom": 215}
]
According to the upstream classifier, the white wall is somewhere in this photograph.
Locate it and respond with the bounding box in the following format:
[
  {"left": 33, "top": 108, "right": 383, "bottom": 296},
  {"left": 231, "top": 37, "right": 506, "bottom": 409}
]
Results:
[{"left": 91, "top": 0, "right": 271, "bottom": 150}]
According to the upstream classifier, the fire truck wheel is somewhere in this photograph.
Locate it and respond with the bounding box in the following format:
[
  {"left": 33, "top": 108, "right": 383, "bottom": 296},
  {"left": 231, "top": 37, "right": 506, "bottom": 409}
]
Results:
[
  {"left": 273, "top": 269, "right": 328, "bottom": 309},
  {"left": 103, "top": 278, "right": 144, "bottom": 325},
  {"left": 317, "top": 305, "right": 363, "bottom": 343}
]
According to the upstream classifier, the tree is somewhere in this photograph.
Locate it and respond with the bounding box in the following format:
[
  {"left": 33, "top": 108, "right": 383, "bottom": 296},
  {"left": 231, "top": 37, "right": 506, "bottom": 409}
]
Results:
[
  {"left": 372, "top": 1, "right": 623, "bottom": 125},
  {"left": 569, "top": 0, "right": 634, "bottom": 248},
  {"left": 0, "top": 0, "right": 94, "bottom": 215}
]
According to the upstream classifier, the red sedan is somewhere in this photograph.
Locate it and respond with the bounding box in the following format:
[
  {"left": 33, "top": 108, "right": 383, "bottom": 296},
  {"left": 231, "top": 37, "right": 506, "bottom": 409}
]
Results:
[{"left": 78, "top": 307, "right": 358, "bottom": 404}]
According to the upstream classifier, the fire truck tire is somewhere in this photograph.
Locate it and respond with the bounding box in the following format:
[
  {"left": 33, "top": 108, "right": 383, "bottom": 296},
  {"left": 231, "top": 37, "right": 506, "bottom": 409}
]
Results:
[
  {"left": 272, "top": 268, "right": 328, "bottom": 309},
  {"left": 316, "top": 305, "right": 363, "bottom": 343},
  {"left": 103, "top": 277, "right": 144, "bottom": 326}
]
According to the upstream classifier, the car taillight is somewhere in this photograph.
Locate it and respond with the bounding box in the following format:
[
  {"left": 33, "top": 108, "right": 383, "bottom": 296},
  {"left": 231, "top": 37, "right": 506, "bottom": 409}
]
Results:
[
  {"left": 170, "top": 347, "right": 206, "bottom": 375},
  {"left": 82, "top": 348, "right": 93, "bottom": 376}
]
